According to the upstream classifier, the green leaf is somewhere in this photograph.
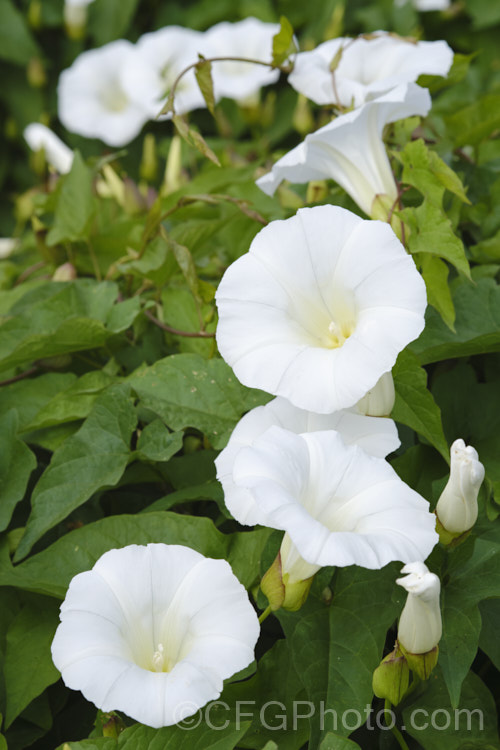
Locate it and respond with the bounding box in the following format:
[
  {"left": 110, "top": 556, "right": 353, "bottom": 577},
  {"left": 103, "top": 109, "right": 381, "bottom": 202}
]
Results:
[
  {"left": 419, "top": 255, "right": 455, "bottom": 331},
  {"left": 0, "top": 0, "right": 40, "bottom": 65},
  {"left": 127, "top": 353, "right": 270, "bottom": 449},
  {"left": 88, "top": 0, "right": 140, "bottom": 45},
  {"left": 402, "top": 669, "right": 499, "bottom": 750},
  {"left": 286, "top": 565, "right": 400, "bottom": 747},
  {"left": 46, "top": 152, "right": 97, "bottom": 246},
  {"left": 172, "top": 116, "right": 221, "bottom": 167},
  {"left": 136, "top": 420, "right": 183, "bottom": 462},
  {"left": 479, "top": 598, "right": 500, "bottom": 671},
  {"left": 411, "top": 278, "right": 500, "bottom": 364},
  {"left": 24, "top": 371, "right": 116, "bottom": 432},
  {"left": 223, "top": 639, "right": 308, "bottom": 750},
  {"left": 398, "top": 140, "right": 470, "bottom": 277},
  {"left": 445, "top": 94, "right": 500, "bottom": 148},
  {"left": 271, "top": 17, "right": 297, "bottom": 68},
  {"left": 0, "top": 280, "right": 131, "bottom": 374},
  {"left": 4, "top": 597, "right": 60, "bottom": 727},
  {"left": 14, "top": 386, "right": 137, "bottom": 561},
  {"left": 464, "top": 0, "right": 500, "bottom": 28},
  {"left": 319, "top": 736, "right": 361, "bottom": 750},
  {"left": 0, "top": 512, "right": 271, "bottom": 597},
  {"left": 392, "top": 349, "right": 449, "bottom": 461},
  {"left": 0, "top": 372, "right": 77, "bottom": 430},
  {"left": 439, "top": 537, "right": 500, "bottom": 706},
  {"left": 112, "top": 718, "right": 249, "bottom": 750},
  {"left": 0, "top": 410, "right": 37, "bottom": 531},
  {"left": 195, "top": 57, "right": 216, "bottom": 116}
]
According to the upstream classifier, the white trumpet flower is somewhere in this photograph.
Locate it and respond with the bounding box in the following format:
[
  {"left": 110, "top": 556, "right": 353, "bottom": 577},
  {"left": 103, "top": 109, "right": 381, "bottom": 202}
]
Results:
[
  {"left": 216, "top": 205, "right": 426, "bottom": 414},
  {"left": 257, "top": 82, "right": 431, "bottom": 218},
  {"left": 288, "top": 33, "right": 453, "bottom": 108},
  {"left": 58, "top": 40, "right": 151, "bottom": 146},
  {"left": 231, "top": 427, "right": 438, "bottom": 583},
  {"left": 51, "top": 544, "right": 259, "bottom": 728},
  {"left": 216, "top": 396, "right": 400, "bottom": 525}
]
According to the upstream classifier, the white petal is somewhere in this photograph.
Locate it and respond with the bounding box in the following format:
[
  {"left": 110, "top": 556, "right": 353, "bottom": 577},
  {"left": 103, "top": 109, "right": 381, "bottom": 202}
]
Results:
[
  {"left": 289, "top": 34, "right": 453, "bottom": 107},
  {"left": 24, "top": 123, "right": 74, "bottom": 174}
]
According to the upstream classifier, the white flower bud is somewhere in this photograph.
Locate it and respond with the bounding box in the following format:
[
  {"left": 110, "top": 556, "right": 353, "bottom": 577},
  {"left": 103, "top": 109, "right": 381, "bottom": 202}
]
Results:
[
  {"left": 24, "top": 123, "right": 74, "bottom": 174},
  {"left": 355, "top": 371, "right": 395, "bottom": 417},
  {"left": 397, "top": 562, "right": 442, "bottom": 654},
  {"left": 435, "top": 439, "right": 485, "bottom": 534}
]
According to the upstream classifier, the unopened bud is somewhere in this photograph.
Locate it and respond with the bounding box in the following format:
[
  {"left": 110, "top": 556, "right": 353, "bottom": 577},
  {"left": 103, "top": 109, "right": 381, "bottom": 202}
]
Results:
[
  {"left": 53, "top": 262, "right": 77, "bottom": 281},
  {"left": 435, "top": 439, "right": 484, "bottom": 538},
  {"left": 396, "top": 562, "right": 441, "bottom": 675},
  {"left": 140, "top": 133, "right": 158, "bottom": 183},
  {"left": 306, "top": 180, "right": 328, "bottom": 204},
  {"left": 261, "top": 535, "right": 315, "bottom": 612},
  {"left": 27, "top": 57, "right": 47, "bottom": 88}
]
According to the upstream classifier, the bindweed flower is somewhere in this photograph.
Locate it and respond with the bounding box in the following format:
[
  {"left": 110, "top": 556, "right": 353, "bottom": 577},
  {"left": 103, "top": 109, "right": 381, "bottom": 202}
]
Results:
[
  {"left": 24, "top": 123, "right": 74, "bottom": 174},
  {"left": 216, "top": 395, "right": 401, "bottom": 525},
  {"left": 51, "top": 544, "right": 259, "bottom": 728},
  {"left": 288, "top": 33, "right": 453, "bottom": 108},
  {"left": 231, "top": 426, "right": 438, "bottom": 586},
  {"left": 396, "top": 0, "right": 451, "bottom": 10},
  {"left": 257, "top": 82, "right": 431, "bottom": 218},
  {"left": 202, "top": 18, "right": 281, "bottom": 104},
  {"left": 355, "top": 371, "right": 395, "bottom": 417},
  {"left": 215, "top": 205, "right": 426, "bottom": 414},
  {"left": 0, "top": 239, "right": 18, "bottom": 259},
  {"left": 121, "top": 27, "right": 207, "bottom": 118},
  {"left": 396, "top": 562, "right": 441, "bottom": 678},
  {"left": 64, "top": 0, "right": 95, "bottom": 36},
  {"left": 58, "top": 41, "right": 151, "bottom": 146},
  {"left": 435, "top": 439, "right": 485, "bottom": 536}
]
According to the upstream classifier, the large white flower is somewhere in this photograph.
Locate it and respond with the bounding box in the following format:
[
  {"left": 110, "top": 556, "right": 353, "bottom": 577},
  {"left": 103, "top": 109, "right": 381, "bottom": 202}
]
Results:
[
  {"left": 58, "top": 41, "right": 151, "bottom": 146},
  {"left": 121, "top": 27, "right": 207, "bottom": 118},
  {"left": 24, "top": 123, "right": 74, "bottom": 174},
  {"left": 51, "top": 544, "right": 259, "bottom": 728},
  {"left": 202, "top": 18, "right": 281, "bottom": 103},
  {"left": 288, "top": 34, "right": 453, "bottom": 108},
  {"left": 231, "top": 426, "right": 438, "bottom": 581},
  {"left": 215, "top": 205, "right": 426, "bottom": 414},
  {"left": 216, "top": 396, "right": 400, "bottom": 525},
  {"left": 257, "top": 82, "right": 431, "bottom": 217}
]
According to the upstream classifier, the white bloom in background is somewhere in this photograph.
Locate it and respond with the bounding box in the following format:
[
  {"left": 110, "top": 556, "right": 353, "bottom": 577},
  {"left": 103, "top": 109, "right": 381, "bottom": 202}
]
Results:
[
  {"left": 288, "top": 34, "right": 453, "bottom": 108},
  {"left": 435, "top": 439, "right": 485, "bottom": 534},
  {"left": 64, "top": 0, "right": 95, "bottom": 32},
  {"left": 0, "top": 239, "right": 18, "bottom": 259},
  {"left": 121, "top": 27, "right": 207, "bottom": 118},
  {"left": 24, "top": 123, "right": 74, "bottom": 174},
  {"left": 216, "top": 205, "right": 426, "bottom": 414},
  {"left": 216, "top": 396, "right": 400, "bottom": 524},
  {"left": 58, "top": 41, "right": 151, "bottom": 146},
  {"left": 231, "top": 426, "right": 438, "bottom": 582},
  {"left": 202, "top": 18, "right": 281, "bottom": 103},
  {"left": 396, "top": 0, "right": 451, "bottom": 11},
  {"left": 397, "top": 562, "right": 442, "bottom": 654},
  {"left": 257, "top": 82, "right": 431, "bottom": 217},
  {"left": 51, "top": 544, "right": 259, "bottom": 728}
]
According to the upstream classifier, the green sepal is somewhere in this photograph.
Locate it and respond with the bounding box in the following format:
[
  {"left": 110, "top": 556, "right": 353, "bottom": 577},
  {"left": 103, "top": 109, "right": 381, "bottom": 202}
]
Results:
[
  {"left": 372, "top": 644, "right": 410, "bottom": 706},
  {"left": 399, "top": 642, "right": 439, "bottom": 681}
]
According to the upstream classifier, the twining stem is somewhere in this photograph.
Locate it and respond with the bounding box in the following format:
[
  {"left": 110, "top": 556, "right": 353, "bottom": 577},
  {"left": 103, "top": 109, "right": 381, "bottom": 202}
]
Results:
[
  {"left": 384, "top": 699, "right": 410, "bottom": 750},
  {"left": 165, "top": 56, "right": 293, "bottom": 117},
  {"left": 0, "top": 365, "right": 39, "bottom": 388},
  {"left": 144, "top": 308, "right": 215, "bottom": 339},
  {"left": 258, "top": 605, "right": 273, "bottom": 624}
]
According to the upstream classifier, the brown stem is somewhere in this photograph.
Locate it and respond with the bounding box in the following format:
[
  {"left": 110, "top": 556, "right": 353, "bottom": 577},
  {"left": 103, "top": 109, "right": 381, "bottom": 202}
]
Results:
[
  {"left": 164, "top": 55, "right": 293, "bottom": 117},
  {"left": 0, "top": 365, "right": 39, "bottom": 387},
  {"left": 144, "top": 309, "right": 215, "bottom": 338}
]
